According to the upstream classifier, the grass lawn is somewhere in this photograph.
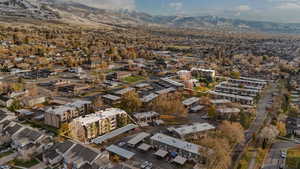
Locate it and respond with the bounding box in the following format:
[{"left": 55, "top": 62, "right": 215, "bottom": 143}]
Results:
[
  {"left": 12, "top": 158, "right": 39, "bottom": 168},
  {"left": 286, "top": 147, "right": 300, "bottom": 169},
  {"left": 0, "top": 150, "right": 14, "bottom": 158},
  {"left": 122, "top": 76, "right": 145, "bottom": 83}
]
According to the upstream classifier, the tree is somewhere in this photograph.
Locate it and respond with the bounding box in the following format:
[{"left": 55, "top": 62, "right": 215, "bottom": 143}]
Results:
[
  {"left": 58, "top": 123, "right": 69, "bottom": 136},
  {"left": 119, "top": 91, "right": 141, "bottom": 113},
  {"left": 276, "top": 121, "right": 286, "bottom": 137},
  {"left": 239, "top": 112, "right": 251, "bottom": 129},
  {"left": 208, "top": 105, "right": 218, "bottom": 119},
  {"left": 198, "top": 137, "right": 232, "bottom": 169},
  {"left": 150, "top": 92, "right": 187, "bottom": 117},
  {"left": 219, "top": 121, "right": 245, "bottom": 145},
  {"left": 230, "top": 71, "right": 240, "bottom": 79},
  {"left": 259, "top": 125, "right": 279, "bottom": 148}
]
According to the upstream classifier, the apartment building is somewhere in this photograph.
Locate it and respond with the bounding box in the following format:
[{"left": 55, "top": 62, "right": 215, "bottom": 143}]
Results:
[
  {"left": 150, "top": 133, "right": 207, "bottom": 162},
  {"left": 69, "top": 108, "right": 129, "bottom": 142},
  {"left": 215, "top": 85, "right": 259, "bottom": 97},
  {"left": 209, "top": 91, "right": 254, "bottom": 105},
  {"left": 228, "top": 78, "right": 267, "bottom": 87},
  {"left": 191, "top": 68, "right": 216, "bottom": 80},
  {"left": 44, "top": 100, "right": 92, "bottom": 128}
]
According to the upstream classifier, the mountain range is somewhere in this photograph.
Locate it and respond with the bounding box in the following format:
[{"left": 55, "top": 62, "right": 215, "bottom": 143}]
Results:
[{"left": 1, "top": 0, "right": 300, "bottom": 34}]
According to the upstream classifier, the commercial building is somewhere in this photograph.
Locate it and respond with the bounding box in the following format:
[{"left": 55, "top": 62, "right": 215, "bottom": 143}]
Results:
[{"left": 44, "top": 100, "right": 92, "bottom": 128}]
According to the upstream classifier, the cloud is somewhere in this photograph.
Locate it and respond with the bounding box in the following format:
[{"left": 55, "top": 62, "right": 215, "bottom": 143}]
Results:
[
  {"left": 236, "top": 5, "right": 251, "bottom": 12},
  {"left": 70, "top": 0, "right": 136, "bottom": 10},
  {"left": 169, "top": 2, "right": 183, "bottom": 11},
  {"left": 276, "top": 2, "right": 300, "bottom": 9}
]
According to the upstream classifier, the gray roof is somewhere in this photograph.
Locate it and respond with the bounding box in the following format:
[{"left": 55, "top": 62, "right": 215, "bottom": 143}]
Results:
[
  {"left": 216, "top": 85, "right": 259, "bottom": 93},
  {"left": 92, "top": 124, "right": 138, "bottom": 144},
  {"left": 155, "top": 87, "right": 176, "bottom": 95},
  {"left": 151, "top": 133, "right": 202, "bottom": 155},
  {"left": 161, "top": 78, "right": 184, "bottom": 87},
  {"left": 141, "top": 93, "right": 158, "bottom": 103},
  {"left": 133, "top": 111, "right": 159, "bottom": 120},
  {"left": 4, "top": 123, "right": 23, "bottom": 136},
  {"left": 102, "top": 94, "right": 121, "bottom": 101},
  {"left": 209, "top": 91, "right": 254, "bottom": 101},
  {"left": 229, "top": 78, "right": 267, "bottom": 85},
  {"left": 44, "top": 149, "right": 60, "bottom": 160},
  {"left": 138, "top": 143, "right": 151, "bottom": 151},
  {"left": 127, "top": 132, "right": 150, "bottom": 146},
  {"left": 16, "top": 128, "right": 43, "bottom": 142},
  {"left": 172, "top": 156, "right": 187, "bottom": 165},
  {"left": 68, "top": 144, "right": 99, "bottom": 163},
  {"left": 217, "top": 108, "right": 241, "bottom": 114},
  {"left": 106, "top": 145, "right": 135, "bottom": 160},
  {"left": 154, "top": 149, "right": 168, "bottom": 158},
  {"left": 182, "top": 97, "right": 200, "bottom": 106},
  {"left": 172, "top": 123, "right": 215, "bottom": 137},
  {"left": 114, "top": 87, "right": 135, "bottom": 95},
  {"left": 55, "top": 140, "right": 75, "bottom": 154},
  {"left": 190, "top": 105, "right": 204, "bottom": 112}
]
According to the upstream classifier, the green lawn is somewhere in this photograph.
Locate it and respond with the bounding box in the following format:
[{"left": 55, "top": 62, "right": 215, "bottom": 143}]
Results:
[
  {"left": 0, "top": 150, "right": 14, "bottom": 158},
  {"left": 12, "top": 158, "right": 39, "bottom": 168},
  {"left": 122, "top": 76, "right": 145, "bottom": 83},
  {"left": 286, "top": 147, "right": 300, "bottom": 169}
]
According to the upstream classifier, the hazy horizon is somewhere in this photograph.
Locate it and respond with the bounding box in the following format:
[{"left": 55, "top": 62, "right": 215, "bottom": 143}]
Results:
[{"left": 67, "top": 0, "right": 300, "bottom": 23}]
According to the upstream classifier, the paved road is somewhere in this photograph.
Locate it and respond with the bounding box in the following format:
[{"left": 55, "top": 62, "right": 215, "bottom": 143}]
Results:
[
  {"left": 248, "top": 151, "right": 257, "bottom": 169},
  {"left": 262, "top": 141, "right": 298, "bottom": 169},
  {"left": 232, "top": 83, "right": 276, "bottom": 169},
  {"left": 245, "top": 83, "right": 276, "bottom": 142}
]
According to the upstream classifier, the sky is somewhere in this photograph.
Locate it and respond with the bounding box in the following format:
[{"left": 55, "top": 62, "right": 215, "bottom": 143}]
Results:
[{"left": 70, "top": 0, "right": 300, "bottom": 23}]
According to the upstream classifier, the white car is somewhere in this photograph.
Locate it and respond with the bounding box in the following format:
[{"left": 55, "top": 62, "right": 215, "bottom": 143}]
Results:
[{"left": 140, "top": 161, "right": 152, "bottom": 169}]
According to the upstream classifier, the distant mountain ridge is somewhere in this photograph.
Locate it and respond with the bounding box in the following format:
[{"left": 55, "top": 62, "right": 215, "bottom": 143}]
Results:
[{"left": 1, "top": 0, "right": 300, "bottom": 34}]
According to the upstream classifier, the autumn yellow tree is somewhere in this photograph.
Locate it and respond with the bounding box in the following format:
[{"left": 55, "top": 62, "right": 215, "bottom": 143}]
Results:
[
  {"left": 218, "top": 121, "right": 245, "bottom": 146},
  {"left": 198, "top": 136, "right": 232, "bottom": 169},
  {"left": 119, "top": 91, "right": 142, "bottom": 113},
  {"left": 276, "top": 121, "right": 286, "bottom": 136},
  {"left": 150, "top": 92, "right": 187, "bottom": 117}
]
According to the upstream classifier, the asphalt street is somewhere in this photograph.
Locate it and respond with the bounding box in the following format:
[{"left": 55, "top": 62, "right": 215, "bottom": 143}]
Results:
[{"left": 262, "top": 141, "right": 298, "bottom": 169}]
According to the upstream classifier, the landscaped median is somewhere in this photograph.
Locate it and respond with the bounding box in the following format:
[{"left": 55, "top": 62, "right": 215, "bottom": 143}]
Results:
[{"left": 286, "top": 146, "right": 300, "bottom": 169}]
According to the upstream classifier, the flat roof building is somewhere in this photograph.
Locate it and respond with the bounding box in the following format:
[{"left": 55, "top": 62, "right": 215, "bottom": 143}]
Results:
[
  {"left": 150, "top": 133, "right": 206, "bottom": 161},
  {"left": 106, "top": 145, "right": 135, "bottom": 160}
]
